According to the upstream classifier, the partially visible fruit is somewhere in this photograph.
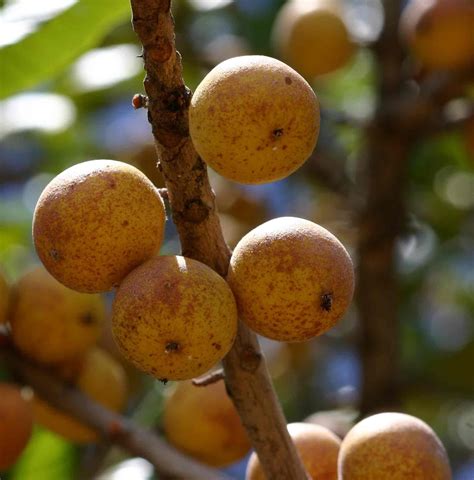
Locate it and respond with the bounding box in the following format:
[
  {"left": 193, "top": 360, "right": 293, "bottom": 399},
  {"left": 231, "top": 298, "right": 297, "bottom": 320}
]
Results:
[
  {"left": 227, "top": 217, "right": 354, "bottom": 342},
  {"left": 400, "top": 0, "right": 474, "bottom": 71},
  {"left": 33, "top": 348, "right": 127, "bottom": 443},
  {"left": 9, "top": 266, "right": 105, "bottom": 365},
  {"left": 0, "top": 383, "right": 33, "bottom": 470},
  {"left": 189, "top": 55, "right": 320, "bottom": 184},
  {"left": 112, "top": 255, "right": 238, "bottom": 381},
  {"left": 246, "top": 422, "right": 341, "bottom": 479},
  {"left": 163, "top": 380, "right": 251, "bottom": 467},
  {"left": 0, "top": 269, "right": 9, "bottom": 325},
  {"left": 338, "top": 412, "right": 452, "bottom": 479},
  {"left": 33, "top": 159, "right": 166, "bottom": 293},
  {"left": 272, "top": 0, "right": 355, "bottom": 78}
]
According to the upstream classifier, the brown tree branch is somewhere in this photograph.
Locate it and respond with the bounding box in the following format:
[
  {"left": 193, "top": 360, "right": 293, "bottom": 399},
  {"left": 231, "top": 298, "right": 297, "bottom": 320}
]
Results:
[
  {"left": 356, "top": 0, "right": 408, "bottom": 415},
  {"left": 130, "top": 0, "right": 308, "bottom": 478},
  {"left": 1, "top": 347, "right": 231, "bottom": 480}
]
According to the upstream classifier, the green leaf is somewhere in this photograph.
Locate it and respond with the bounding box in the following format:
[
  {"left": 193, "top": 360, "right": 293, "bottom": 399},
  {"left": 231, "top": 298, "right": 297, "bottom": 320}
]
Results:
[
  {"left": 9, "top": 427, "right": 78, "bottom": 480},
  {"left": 0, "top": 0, "right": 131, "bottom": 99}
]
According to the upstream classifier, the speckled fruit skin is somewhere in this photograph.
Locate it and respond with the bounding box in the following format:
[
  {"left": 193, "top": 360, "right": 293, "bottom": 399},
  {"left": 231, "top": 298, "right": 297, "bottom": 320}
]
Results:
[
  {"left": 246, "top": 422, "right": 340, "bottom": 480},
  {"left": 272, "top": 0, "right": 354, "bottom": 78},
  {"left": 227, "top": 217, "right": 354, "bottom": 342},
  {"left": 33, "top": 348, "right": 127, "bottom": 443},
  {"left": 338, "top": 412, "right": 452, "bottom": 479},
  {"left": 33, "top": 159, "right": 166, "bottom": 293},
  {"left": 400, "top": 0, "right": 474, "bottom": 71},
  {"left": 10, "top": 266, "right": 105, "bottom": 365},
  {"left": 0, "top": 383, "right": 33, "bottom": 470},
  {"left": 112, "top": 255, "right": 238, "bottom": 381},
  {"left": 189, "top": 55, "right": 320, "bottom": 184},
  {"left": 163, "top": 380, "right": 251, "bottom": 467},
  {"left": 0, "top": 269, "right": 9, "bottom": 325}
]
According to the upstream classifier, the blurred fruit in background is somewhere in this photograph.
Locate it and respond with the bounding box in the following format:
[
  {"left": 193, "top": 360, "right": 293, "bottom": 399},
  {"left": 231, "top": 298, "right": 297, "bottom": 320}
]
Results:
[
  {"left": 400, "top": 0, "right": 474, "bottom": 71},
  {"left": 272, "top": 0, "right": 355, "bottom": 78},
  {"left": 163, "top": 379, "right": 251, "bottom": 467}
]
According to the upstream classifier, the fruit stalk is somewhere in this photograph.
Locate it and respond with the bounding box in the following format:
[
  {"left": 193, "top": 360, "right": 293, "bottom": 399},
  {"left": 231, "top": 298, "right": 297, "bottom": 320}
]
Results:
[
  {"left": 1, "top": 346, "right": 231, "bottom": 480},
  {"left": 130, "top": 0, "right": 308, "bottom": 478}
]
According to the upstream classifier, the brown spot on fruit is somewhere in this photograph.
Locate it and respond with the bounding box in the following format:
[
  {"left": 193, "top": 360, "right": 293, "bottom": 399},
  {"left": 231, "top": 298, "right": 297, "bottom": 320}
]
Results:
[
  {"left": 165, "top": 341, "right": 181, "bottom": 353},
  {"left": 321, "top": 293, "right": 333, "bottom": 312}
]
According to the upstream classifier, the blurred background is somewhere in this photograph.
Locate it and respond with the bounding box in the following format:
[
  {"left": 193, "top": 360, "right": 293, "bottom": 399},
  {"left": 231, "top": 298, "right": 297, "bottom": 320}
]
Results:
[{"left": 0, "top": 0, "right": 473, "bottom": 479}]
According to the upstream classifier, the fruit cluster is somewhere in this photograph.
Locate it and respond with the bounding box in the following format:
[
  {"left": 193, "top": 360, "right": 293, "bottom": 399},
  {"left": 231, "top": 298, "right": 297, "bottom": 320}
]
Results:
[
  {"left": 29, "top": 54, "right": 354, "bottom": 389},
  {"left": 246, "top": 412, "right": 452, "bottom": 479},
  {"left": 1, "top": 4, "right": 459, "bottom": 466}
]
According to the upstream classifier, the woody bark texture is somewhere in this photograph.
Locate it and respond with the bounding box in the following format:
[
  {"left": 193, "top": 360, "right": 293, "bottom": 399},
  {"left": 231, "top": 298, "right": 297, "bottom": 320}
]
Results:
[{"left": 130, "top": 1, "right": 308, "bottom": 478}]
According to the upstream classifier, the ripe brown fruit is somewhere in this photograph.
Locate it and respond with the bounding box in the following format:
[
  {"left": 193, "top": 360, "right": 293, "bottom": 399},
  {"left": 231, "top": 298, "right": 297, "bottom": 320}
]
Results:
[
  {"left": 246, "top": 422, "right": 341, "bottom": 480},
  {"left": 272, "top": 0, "right": 355, "bottom": 78},
  {"left": 163, "top": 380, "right": 251, "bottom": 467},
  {"left": 33, "top": 347, "right": 127, "bottom": 443},
  {"left": 0, "top": 268, "right": 9, "bottom": 325},
  {"left": 227, "top": 217, "right": 354, "bottom": 342},
  {"left": 9, "top": 266, "right": 105, "bottom": 365},
  {"left": 112, "top": 255, "right": 238, "bottom": 381},
  {"left": 400, "top": 0, "right": 474, "bottom": 71},
  {"left": 33, "top": 159, "right": 166, "bottom": 293},
  {"left": 0, "top": 383, "right": 33, "bottom": 470},
  {"left": 189, "top": 55, "right": 320, "bottom": 184},
  {"left": 338, "top": 412, "right": 452, "bottom": 479}
]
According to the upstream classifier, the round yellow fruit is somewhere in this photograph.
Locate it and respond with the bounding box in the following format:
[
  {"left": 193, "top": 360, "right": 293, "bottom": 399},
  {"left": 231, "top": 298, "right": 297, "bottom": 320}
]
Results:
[
  {"left": 272, "top": 0, "right": 355, "bottom": 78},
  {"left": 227, "top": 217, "right": 354, "bottom": 342},
  {"left": 400, "top": 0, "right": 474, "bottom": 71},
  {"left": 163, "top": 380, "right": 251, "bottom": 467},
  {"left": 246, "top": 422, "right": 340, "bottom": 480},
  {"left": 112, "top": 255, "right": 238, "bottom": 381},
  {"left": 9, "top": 266, "right": 105, "bottom": 365},
  {"left": 0, "top": 383, "right": 33, "bottom": 470},
  {"left": 189, "top": 55, "right": 320, "bottom": 184},
  {"left": 0, "top": 269, "right": 9, "bottom": 325},
  {"left": 338, "top": 412, "right": 452, "bottom": 479},
  {"left": 33, "top": 347, "right": 127, "bottom": 443},
  {"left": 33, "top": 159, "right": 166, "bottom": 293}
]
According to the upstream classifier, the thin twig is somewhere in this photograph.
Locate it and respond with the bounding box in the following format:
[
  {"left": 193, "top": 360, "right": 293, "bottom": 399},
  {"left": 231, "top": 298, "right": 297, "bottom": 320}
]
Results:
[
  {"left": 1, "top": 347, "right": 231, "bottom": 480},
  {"left": 192, "top": 369, "right": 225, "bottom": 387}
]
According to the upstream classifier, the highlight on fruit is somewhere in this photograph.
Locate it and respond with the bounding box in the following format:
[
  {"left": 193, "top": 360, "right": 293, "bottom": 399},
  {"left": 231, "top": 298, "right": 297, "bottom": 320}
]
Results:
[
  {"left": 112, "top": 255, "right": 238, "bottom": 381},
  {"left": 338, "top": 412, "right": 452, "bottom": 479}
]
